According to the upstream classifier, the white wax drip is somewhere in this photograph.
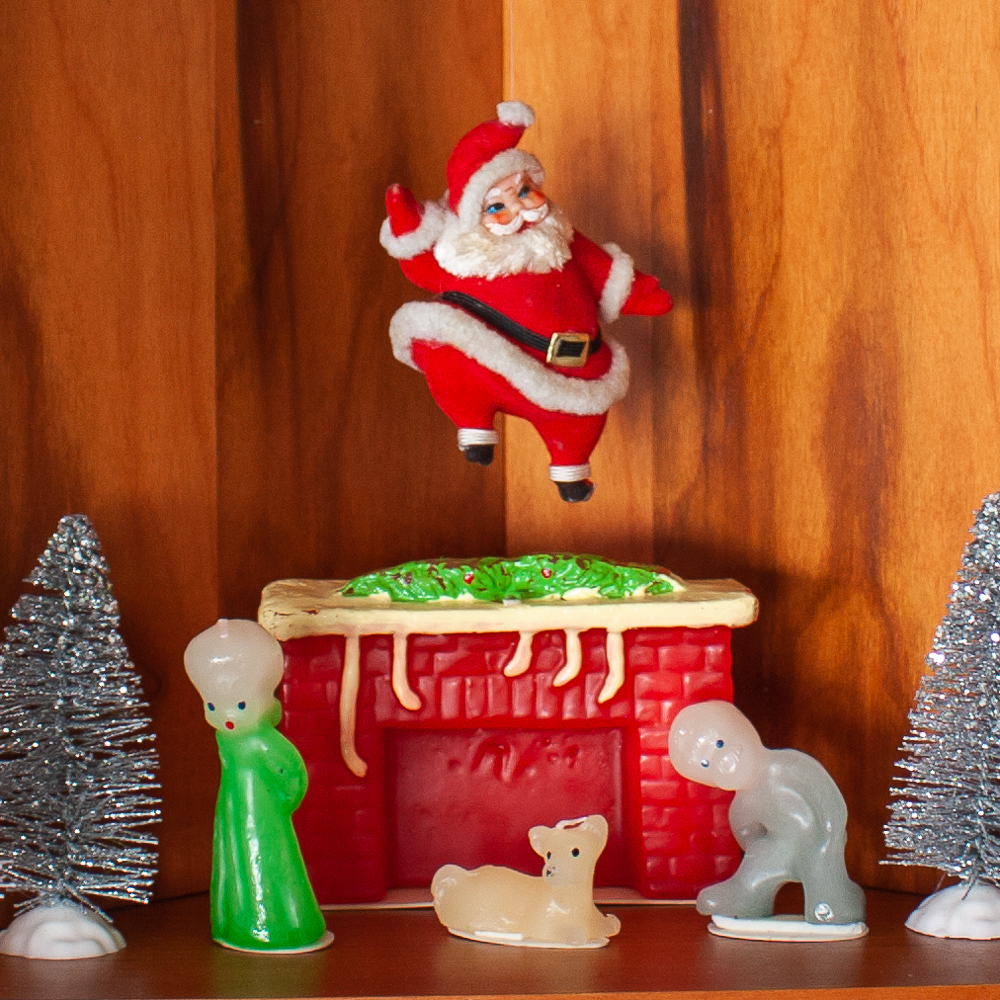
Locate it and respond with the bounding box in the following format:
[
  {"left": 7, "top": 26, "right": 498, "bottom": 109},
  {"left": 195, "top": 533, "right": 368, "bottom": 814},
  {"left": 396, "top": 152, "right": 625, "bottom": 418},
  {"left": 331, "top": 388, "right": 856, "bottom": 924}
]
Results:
[
  {"left": 502, "top": 632, "right": 534, "bottom": 677},
  {"left": 339, "top": 633, "right": 367, "bottom": 778},
  {"left": 598, "top": 631, "right": 625, "bottom": 704},
  {"left": 392, "top": 631, "right": 422, "bottom": 711},
  {"left": 552, "top": 629, "right": 582, "bottom": 687}
]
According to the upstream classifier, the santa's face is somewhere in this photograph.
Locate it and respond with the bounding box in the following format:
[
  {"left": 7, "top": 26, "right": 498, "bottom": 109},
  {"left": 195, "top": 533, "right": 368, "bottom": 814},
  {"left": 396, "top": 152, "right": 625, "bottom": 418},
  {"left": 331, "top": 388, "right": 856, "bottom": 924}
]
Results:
[
  {"left": 434, "top": 172, "right": 572, "bottom": 279},
  {"left": 481, "top": 171, "right": 549, "bottom": 234}
]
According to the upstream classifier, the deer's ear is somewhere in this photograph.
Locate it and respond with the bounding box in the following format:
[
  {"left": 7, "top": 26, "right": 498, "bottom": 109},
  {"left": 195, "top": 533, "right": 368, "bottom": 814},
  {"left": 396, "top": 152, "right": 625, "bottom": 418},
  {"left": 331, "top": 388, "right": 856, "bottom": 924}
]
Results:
[
  {"left": 528, "top": 825, "right": 548, "bottom": 856},
  {"left": 583, "top": 814, "right": 609, "bottom": 846}
]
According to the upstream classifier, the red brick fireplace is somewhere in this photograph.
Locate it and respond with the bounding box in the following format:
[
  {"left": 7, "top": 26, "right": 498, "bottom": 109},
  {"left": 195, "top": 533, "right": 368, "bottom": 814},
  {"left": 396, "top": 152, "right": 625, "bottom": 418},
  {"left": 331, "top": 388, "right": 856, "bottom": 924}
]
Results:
[{"left": 261, "top": 577, "right": 757, "bottom": 905}]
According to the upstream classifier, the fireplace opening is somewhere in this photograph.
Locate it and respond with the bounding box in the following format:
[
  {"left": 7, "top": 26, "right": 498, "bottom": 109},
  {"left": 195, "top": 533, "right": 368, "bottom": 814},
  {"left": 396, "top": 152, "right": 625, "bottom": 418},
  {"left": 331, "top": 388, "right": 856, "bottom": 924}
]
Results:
[{"left": 387, "top": 726, "right": 628, "bottom": 888}]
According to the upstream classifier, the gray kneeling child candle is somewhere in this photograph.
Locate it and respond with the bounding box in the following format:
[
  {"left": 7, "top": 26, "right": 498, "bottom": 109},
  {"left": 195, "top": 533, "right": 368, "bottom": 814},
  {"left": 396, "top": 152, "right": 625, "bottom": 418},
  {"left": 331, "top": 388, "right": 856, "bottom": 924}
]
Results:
[{"left": 668, "top": 700, "right": 866, "bottom": 941}]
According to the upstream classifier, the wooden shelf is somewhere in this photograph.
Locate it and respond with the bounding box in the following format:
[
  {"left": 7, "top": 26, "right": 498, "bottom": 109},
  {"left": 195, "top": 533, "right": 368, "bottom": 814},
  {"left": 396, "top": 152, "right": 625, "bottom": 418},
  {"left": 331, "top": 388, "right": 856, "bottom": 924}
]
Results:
[{"left": 2, "top": 890, "right": 999, "bottom": 999}]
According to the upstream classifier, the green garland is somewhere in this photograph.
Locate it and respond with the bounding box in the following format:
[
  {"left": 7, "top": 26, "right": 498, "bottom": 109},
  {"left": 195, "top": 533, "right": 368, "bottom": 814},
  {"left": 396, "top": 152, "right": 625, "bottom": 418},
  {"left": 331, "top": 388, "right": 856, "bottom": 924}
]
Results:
[{"left": 342, "top": 554, "right": 676, "bottom": 603}]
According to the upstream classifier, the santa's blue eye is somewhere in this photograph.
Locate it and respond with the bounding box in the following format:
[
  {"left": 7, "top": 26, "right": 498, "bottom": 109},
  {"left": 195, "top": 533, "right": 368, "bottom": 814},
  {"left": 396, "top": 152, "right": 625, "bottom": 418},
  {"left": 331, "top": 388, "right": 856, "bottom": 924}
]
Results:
[
  {"left": 572, "top": 848, "right": 580, "bottom": 857},
  {"left": 519, "top": 186, "right": 531, "bottom": 198},
  {"left": 238, "top": 702, "right": 246, "bottom": 710},
  {"left": 207, "top": 703, "right": 215, "bottom": 711},
  {"left": 485, "top": 202, "right": 504, "bottom": 214},
  {"left": 716, "top": 740, "right": 725, "bottom": 748}
]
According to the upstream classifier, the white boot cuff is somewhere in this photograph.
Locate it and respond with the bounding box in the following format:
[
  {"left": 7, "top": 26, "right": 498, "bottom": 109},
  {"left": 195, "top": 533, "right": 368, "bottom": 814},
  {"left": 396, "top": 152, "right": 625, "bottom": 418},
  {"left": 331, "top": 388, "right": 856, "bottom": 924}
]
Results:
[
  {"left": 549, "top": 463, "right": 592, "bottom": 482},
  {"left": 458, "top": 428, "right": 500, "bottom": 449}
]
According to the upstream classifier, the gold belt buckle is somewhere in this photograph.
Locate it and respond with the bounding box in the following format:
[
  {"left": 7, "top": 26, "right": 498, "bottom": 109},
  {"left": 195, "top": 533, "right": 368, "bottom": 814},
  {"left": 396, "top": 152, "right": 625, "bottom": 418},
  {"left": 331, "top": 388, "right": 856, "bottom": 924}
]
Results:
[{"left": 546, "top": 332, "right": 590, "bottom": 368}]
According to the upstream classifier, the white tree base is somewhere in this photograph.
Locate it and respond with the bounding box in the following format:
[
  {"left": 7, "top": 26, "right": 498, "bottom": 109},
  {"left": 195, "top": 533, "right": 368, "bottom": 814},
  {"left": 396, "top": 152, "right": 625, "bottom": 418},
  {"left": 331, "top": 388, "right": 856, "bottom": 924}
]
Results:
[
  {"left": 906, "top": 882, "right": 1000, "bottom": 939},
  {"left": 708, "top": 914, "right": 868, "bottom": 941},
  {"left": 0, "top": 903, "right": 125, "bottom": 960}
]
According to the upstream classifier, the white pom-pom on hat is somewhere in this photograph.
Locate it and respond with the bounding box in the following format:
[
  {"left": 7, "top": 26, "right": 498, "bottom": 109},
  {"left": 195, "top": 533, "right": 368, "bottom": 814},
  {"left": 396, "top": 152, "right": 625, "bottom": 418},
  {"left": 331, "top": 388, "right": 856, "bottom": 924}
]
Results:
[
  {"left": 446, "top": 100, "right": 542, "bottom": 226},
  {"left": 497, "top": 101, "right": 535, "bottom": 128}
]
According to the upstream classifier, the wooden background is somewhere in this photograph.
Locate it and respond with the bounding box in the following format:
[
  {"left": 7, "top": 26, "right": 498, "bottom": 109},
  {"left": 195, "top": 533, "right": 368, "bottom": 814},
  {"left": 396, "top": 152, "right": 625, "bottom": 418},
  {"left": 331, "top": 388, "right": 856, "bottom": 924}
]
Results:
[{"left": 0, "top": 0, "right": 997, "bottom": 908}]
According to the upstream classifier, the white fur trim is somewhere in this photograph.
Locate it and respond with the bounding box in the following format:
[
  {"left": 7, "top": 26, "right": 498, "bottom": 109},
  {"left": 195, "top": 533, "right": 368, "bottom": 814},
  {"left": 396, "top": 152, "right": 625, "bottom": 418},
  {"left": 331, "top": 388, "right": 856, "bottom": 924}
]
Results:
[
  {"left": 455, "top": 149, "right": 543, "bottom": 228},
  {"left": 497, "top": 101, "right": 535, "bottom": 128},
  {"left": 433, "top": 205, "right": 572, "bottom": 278},
  {"left": 457, "top": 428, "right": 499, "bottom": 448},
  {"left": 389, "top": 300, "right": 629, "bottom": 416},
  {"left": 549, "top": 463, "right": 592, "bottom": 482},
  {"left": 379, "top": 199, "right": 448, "bottom": 260},
  {"left": 598, "top": 243, "right": 635, "bottom": 323}
]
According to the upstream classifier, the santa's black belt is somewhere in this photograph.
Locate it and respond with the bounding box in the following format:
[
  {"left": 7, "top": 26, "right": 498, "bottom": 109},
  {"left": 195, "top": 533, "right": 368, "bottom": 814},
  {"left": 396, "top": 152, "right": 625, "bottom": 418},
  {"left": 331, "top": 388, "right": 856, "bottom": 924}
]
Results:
[{"left": 438, "top": 290, "right": 601, "bottom": 369}]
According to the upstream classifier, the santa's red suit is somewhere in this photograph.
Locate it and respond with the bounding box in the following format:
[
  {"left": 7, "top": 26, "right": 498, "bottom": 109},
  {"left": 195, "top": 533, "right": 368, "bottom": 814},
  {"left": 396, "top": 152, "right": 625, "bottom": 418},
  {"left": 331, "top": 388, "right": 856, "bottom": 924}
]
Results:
[{"left": 380, "top": 101, "right": 671, "bottom": 501}]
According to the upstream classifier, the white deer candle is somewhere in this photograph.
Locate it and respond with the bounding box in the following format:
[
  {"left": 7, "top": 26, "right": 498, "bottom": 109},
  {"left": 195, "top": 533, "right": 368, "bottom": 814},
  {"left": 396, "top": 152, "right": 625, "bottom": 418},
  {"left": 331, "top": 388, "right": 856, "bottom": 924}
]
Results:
[{"left": 431, "top": 814, "right": 621, "bottom": 948}]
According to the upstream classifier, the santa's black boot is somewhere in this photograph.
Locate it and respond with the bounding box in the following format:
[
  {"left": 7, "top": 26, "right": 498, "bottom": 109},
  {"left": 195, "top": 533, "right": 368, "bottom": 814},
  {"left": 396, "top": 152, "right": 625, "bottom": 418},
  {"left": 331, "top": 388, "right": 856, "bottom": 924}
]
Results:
[
  {"left": 556, "top": 479, "right": 595, "bottom": 503},
  {"left": 462, "top": 444, "right": 495, "bottom": 466}
]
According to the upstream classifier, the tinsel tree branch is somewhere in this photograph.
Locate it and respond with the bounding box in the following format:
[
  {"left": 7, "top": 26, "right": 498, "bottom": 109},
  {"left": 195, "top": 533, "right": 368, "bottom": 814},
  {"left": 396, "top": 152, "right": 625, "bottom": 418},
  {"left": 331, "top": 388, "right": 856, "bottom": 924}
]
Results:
[
  {"left": 884, "top": 490, "right": 1000, "bottom": 885},
  {"left": 0, "top": 515, "right": 161, "bottom": 915}
]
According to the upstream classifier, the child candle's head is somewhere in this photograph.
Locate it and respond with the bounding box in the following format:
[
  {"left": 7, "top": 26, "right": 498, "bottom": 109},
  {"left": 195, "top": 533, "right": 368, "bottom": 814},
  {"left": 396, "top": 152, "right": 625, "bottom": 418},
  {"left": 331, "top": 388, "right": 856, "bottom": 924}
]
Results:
[
  {"left": 184, "top": 619, "right": 285, "bottom": 734},
  {"left": 668, "top": 700, "right": 765, "bottom": 791}
]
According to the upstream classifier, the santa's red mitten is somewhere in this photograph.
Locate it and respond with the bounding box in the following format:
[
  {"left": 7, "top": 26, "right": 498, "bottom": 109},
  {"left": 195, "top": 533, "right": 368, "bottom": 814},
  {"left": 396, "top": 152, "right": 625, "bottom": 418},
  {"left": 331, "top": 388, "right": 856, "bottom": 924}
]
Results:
[
  {"left": 622, "top": 273, "right": 673, "bottom": 316},
  {"left": 385, "top": 184, "right": 424, "bottom": 237}
]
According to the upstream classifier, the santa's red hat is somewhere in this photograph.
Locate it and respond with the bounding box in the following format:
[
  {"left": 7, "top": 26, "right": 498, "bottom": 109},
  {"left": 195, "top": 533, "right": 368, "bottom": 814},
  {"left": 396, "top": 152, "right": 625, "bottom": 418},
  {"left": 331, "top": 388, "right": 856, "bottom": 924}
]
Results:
[{"left": 446, "top": 101, "right": 543, "bottom": 227}]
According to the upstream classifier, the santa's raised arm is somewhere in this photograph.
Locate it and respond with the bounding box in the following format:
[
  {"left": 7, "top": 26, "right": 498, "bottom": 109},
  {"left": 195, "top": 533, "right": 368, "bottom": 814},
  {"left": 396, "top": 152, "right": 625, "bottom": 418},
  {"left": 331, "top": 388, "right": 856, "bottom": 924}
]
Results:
[{"left": 380, "top": 101, "right": 671, "bottom": 503}]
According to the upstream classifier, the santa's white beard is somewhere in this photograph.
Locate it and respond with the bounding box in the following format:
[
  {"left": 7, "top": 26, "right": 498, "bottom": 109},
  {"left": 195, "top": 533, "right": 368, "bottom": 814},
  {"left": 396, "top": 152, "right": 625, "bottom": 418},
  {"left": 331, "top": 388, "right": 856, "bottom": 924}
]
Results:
[{"left": 433, "top": 204, "right": 574, "bottom": 279}]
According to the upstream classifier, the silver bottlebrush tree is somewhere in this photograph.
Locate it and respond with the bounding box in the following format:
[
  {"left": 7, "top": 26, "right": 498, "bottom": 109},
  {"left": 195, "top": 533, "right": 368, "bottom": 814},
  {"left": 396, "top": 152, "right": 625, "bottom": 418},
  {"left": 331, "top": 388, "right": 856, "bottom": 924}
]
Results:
[
  {"left": 0, "top": 515, "right": 160, "bottom": 959},
  {"left": 884, "top": 490, "right": 1000, "bottom": 938}
]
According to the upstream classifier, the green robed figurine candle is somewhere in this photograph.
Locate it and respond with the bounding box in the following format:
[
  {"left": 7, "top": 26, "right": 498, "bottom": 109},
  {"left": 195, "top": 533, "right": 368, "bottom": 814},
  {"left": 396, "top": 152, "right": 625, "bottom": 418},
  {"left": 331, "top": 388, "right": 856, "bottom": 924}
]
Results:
[{"left": 184, "top": 619, "right": 332, "bottom": 953}]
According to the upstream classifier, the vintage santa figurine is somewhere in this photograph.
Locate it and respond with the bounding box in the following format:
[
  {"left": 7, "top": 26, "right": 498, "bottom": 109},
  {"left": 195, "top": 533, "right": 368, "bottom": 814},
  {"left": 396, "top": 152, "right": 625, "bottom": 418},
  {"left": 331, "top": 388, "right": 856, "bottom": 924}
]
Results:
[{"left": 380, "top": 101, "right": 672, "bottom": 502}]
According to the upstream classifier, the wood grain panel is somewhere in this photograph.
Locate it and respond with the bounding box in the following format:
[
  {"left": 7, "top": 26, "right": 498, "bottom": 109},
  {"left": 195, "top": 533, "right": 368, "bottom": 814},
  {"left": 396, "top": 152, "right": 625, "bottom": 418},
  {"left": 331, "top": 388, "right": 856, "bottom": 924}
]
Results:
[
  {"left": 216, "top": 0, "right": 506, "bottom": 624},
  {"left": 659, "top": 1, "right": 1000, "bottom": 892},
  {"left": 503, "top": 0, "right": 678, "bottom": 563},
  {"left": 0, "top": 3, "right": 218, "bottom": 900},
  {"left": 2, "top": 0, "right": 997, "bottom": 915}
]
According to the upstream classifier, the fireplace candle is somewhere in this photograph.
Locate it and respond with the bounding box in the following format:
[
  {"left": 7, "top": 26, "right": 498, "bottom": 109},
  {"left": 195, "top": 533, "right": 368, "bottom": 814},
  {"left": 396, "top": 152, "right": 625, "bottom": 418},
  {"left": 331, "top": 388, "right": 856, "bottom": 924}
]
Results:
[
  {"left": 184, "top": 619, "right": 333, "bottom": 953},
  {"left": 259, "top": 556, "right": 758, "bottom": 905}
]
